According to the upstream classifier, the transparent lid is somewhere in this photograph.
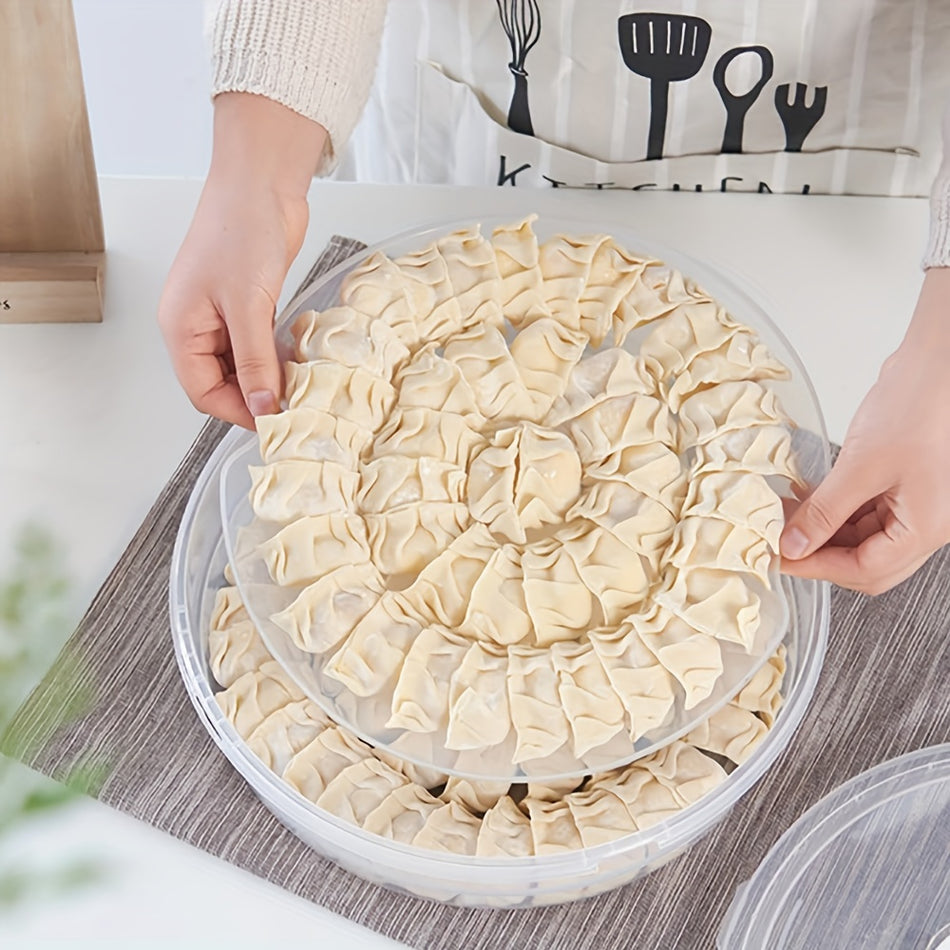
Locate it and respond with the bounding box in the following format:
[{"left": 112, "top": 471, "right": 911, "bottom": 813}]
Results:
[
  {"left": 222, "top": 214, "right": 830, "bottom": 782},
  {"left": 718, "top": 744, "right": 950, "bottom": 949}
]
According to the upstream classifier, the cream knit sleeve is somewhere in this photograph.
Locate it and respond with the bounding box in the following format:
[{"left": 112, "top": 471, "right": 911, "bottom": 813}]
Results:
[
  {"left": 209, "top": 0, "right": 388, "bottom": 169},
  {"left": 923, "top": 101, "right": 950, "bottom": 268}
]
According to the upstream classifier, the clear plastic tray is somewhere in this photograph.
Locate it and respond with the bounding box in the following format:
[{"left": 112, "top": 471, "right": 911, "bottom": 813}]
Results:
[
  {"left": 718, "top": 744, "right": 950, "bottom": 949},
  {"left": 223, "top": 213, "right": 829, "bottom": 782},
  {"left": 169, "top": 422, "right": 831, "bottom": 908}
]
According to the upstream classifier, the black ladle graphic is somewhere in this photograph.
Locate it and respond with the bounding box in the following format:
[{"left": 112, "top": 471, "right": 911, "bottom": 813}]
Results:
[
  {"left": 713, "top": 45, "right": 774, "bottom": 154},
  {"left": 775, "top": 82, "right": 827, "bottom": 152},
  {"left": 618, "top": 13, "right": 712, "bottom": 161}
]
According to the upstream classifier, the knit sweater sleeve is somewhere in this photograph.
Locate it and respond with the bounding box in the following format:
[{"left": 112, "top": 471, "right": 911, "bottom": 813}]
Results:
[
  {"left": 209, "top": 0, "right": 387, "bottom": 170},
  {"left": 923, "top": 101, "right": 950, "bottom": 268}
]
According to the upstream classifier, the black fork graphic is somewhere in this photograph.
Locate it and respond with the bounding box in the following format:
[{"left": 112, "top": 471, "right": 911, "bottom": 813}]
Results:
[{"left": 775, "top": 82, "right": 828, "bottom": 152}]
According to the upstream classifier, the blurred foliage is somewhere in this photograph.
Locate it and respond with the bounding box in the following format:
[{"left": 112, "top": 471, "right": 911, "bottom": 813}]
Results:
[{"left": 0, "top": 525, "right": 108, "bottom": 908}]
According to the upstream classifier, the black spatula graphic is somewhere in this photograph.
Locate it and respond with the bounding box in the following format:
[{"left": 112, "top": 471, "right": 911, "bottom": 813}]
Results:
[{"left": 618, "top": 12, "right": 712, "bottom": 161}]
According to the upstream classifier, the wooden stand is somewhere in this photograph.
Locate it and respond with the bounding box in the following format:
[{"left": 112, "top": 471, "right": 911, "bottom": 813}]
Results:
[{"left": 0, "top": 0, "right": 105, "bottom": 323}]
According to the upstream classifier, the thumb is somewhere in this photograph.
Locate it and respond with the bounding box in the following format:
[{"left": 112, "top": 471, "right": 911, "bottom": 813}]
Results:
[
  {"left": 780, "top": 453, "right": 881, "bottom": 560},
  {"left": 227, "top": 293, "right": 282, "bottom": 419}
]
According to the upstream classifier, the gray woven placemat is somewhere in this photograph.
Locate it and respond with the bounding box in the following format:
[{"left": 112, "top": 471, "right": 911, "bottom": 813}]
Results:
[{"left": 3, "top": 236, "right": 949, "bottom": 949}]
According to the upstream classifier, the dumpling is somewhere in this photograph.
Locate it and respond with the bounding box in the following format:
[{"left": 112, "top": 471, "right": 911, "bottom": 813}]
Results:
[
  {"left": 210, "top": 584, "right": 248, "bottom": 630},
  {"left": 592, "top": 763, "right": 681, "bottom": 830},
  {"left": 322, "top": 594, "right": 423, "bottom": 697},
  {"left": 466, "top": 424, "right": 582, "bottom": 544},
  {"left": 291, "top": 306, "right": 409, "bottom": 379},
  {"left": 545, "top": 347, "right": 658, "bottom": 426},
  {"left": 370, "top": 406, "right": 485, "bottom": 468},
  {"left": 588, "top": 624, "right": 677, "bottom": 740},
  {"left": 440, "top": 776, "right": 511, "bottom": 815},
  {"left": 249, "top": 460, "right": 359, "bottom": 522},
  {"left": 457, "top": 544, "right": 533, "bottom": 646},
  {"left": 684, "top": 701, "right": 769, "bottom": 765},
  {"left": 507, "top": 646, "right": 572, "bottom": 763},
  {"left": 667, "top": 331, "right": 791, "bottom": 410},
  {"left": 393, "top": 343, "right": 481, "bottom": 421},
  {"left": 681, "top": 470, "right": 784, "bottom": 551},
  {"left": 388, "top": 624, "right": 471, "bottom": 733},
  {"left": 557, "top": 521, "right": 650, "bottom": 625},
  {"left": 653, "top": 568, "right": 761, "bottom": 651},
  {"left": 315, "top": 757, "right": 409, "bottom": 825},
  {"left": 259, "top": 513, "right": 371, "bottom": 587},
  {"left": 578, "top": 240, "right": 650, "bottom": 346},
  {"left": 399, "top": 524, "right": 497, "bottom": 627},
  {"left": 538, "top": 232, "right": 608, "bottom": 329},
  {"left": 692, "top": 425, "right": 799, "bottom": 482},
  {"left": 639, "top": 740, "right": 728, "bottom": 806},
  {"left": 508, "top": 316, "right": 587, "bottom": 416},
  {"left": 371, "top": 746, "right": 448, "bottom": 791},
  {"left": 612, "top": 261, "right": 698, "bottom": 345},
  {"left": 363, "top": 784, "right": 444, "bottom": 843},
  {"left": 357, "top": 455, "right": 467, "bottom": 514},
  {"left": 282, "top": 726, "right": 373, "bottom": 802},
  {"left": 209, "top": 615, "right": 271, "bottom": 689},
  {"left": 365, "top": 502, "right": 470, "bottom": 579},
  {"left": 446, "top": 640, "right": 511, "bottom": 751},
  {"left": 437, "top": 225, "right": 505, "bottom": 332},
  {"left": 256, "top": 407, "right": 371, "bottom": 467},
  {"left": 270, "top": 562, "right": 385, "bottom": 654},
  {"left": 522, "top": 537, "right": 598, "bottom": 645},
  {"left": 523, "top": 798, "right": 584, "bottom": 854},
  {"left": 584, "top": 441, "right": 686, "bottom": 516},
  {"left": 393, "top": 243, "right": 464, "bottom": 342},
  {"left": 443, "top": 324, "right": 538, "bottom": 422},
  {"left": 411, "top": 801, "right": 482, "bottom": 855},
  {"left": 565, "top": 786, "right": 639, "bottom": 847},
  {"left": 568, "top": 479, "right": 676, "bottom": 576},
  {"left": 550, "top": 640, "right": 627, "bottom": 757},
  {"left": 668, "top": 516, "right": 774, "bottom": 587},
  {"left": 476, "top": 796, "right": 535, "bottom": 857},
  {"left": 284, "top": 359, "right": 397, "bottom": 430},
  {"left": 216, "top": 660, "right": 305, "bottom": 738},
  {"left": 246, "top": 699, "right": 330, "bottom": 774},
  {"left": 734, "top": 645, "right": 786, "bottom": 726},
  {"left": 677, "top": 380, "right": 790, "bottom": 448},
  {"left": 491, "top": 215, "right": 546, "bottom": 325},
  {"left": 565, "top": 393, "right": 676, "bottom": 464}
]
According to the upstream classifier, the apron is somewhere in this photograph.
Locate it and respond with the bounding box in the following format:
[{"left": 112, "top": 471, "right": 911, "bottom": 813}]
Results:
[{"left": 338, "top": 0, "right": 950, "bottom": 196}]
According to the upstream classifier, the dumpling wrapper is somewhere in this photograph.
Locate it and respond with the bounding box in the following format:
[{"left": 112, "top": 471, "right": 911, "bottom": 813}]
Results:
[
  {"left": 315, "top": 757, "right": 409, "bottom": 825},
  {"left": 284, "top": 359, "right": 397, "bottom": 430},
  {"left": 246, "top": 699, "right": 330, "bottom": 775},
  {"left": 507, "top": 646, "right": 572, "bottom": 763},
  {"left": 363, "top": 784, "right": 444, "bottom": 843},
  {"left": 446, "top": 640, "right": 511, "bottom": 751},
  {"left": 281, "top": 726, "right": 373, "bottom": 803},
  {"left": 524, "top": 798, "right": 584, "bottom": 854},
  {"left": 370, "top": 406, "right": 485, "bottom": 468},
  {"left": 684, "top": 701, "right": 769, "bottom": 765},
  {"left": 522, "top": 537, "right": 598, "bottom": 646},
  {"left": 565, "top": 786, "right": 639, "bottom": 847},
  {"left": 249, "top": 459, "right": 359, "bottom": 522},
  {"left": 411, "top": 801, "right": 482, "bottom": 855},
  {"left": 365, "top": 502, "right": 470, "bottom": 579},
  {"left": 357, "top": 455, "right": 467, "bottom": 513},
  {"left": 476, "top": 797, "right": 535, "bottom": 857},
  {"left": 216, "top": 660, "right": 305, "bottom": 738},
  {"left": 256, "top": 407, "right": 371, "bottom": 467},
  {"left": 457, "top": 544, "right": 533, "bottom": 647}
]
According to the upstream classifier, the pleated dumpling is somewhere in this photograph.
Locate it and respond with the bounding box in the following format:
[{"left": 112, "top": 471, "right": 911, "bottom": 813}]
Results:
[
  {"left": 565, "top": 786, "right": 639, "bottom": 847},
  {"left": 523, "top": 798, "right": 584, "bottom": 854},
  {"left": 440, "top": 776, "right": 511, "bottom": 815},
  {"left": 612, "top": 260, "right": 697, "bottom": 345},
  {"left": 591, "top": 761, "right": 681, "bottom": 830},
  {"left": 357, "top": 455, "right": 467, "bottom": 513},
  {"left": 692, "top": 425, "right": 799, "bottom": 482},
  {"left": 216, "top": 660, "right": 305, "bottom": 738},
  {"left": 246, "top": 699, "right": 330, "bottom": 775},
  {"left": 270, "top": 562, "right": 384, "bottom": 654},
  {"left": 550, "top": 639, "right": 626, "bottom": 757},
  {"left": 364, "top": 501, "right": 470, "bottom": 579},
  {"left": 284, "top": 359, "right": 397, "bottom": 430},
  {"left": 370, "top": 406, "right": 485, "bottom": 468},
  {"left": 734, "top": 645, "right": 786, "bottom": 727},
  {"left": 260, "top": 513, "right": 371, "bottom": 587},
  {"left": 639, "top": 740, "right": 728, "bottom": 807},
  {"left": 209, "top": 586, "right": 271, "bottom": 688},
  {"left": 291, "top": 306, "right": 409, "bottom": 380},
  {"left": 315, "top": 757, "right": 410, "bottom": 825},
  {"left": 684, "top": 700, "right": 769, "bottom": 765},
  {"left": 437, "top": 225, "right": 504, "bottom": 331},
  {"left": 538, "top": 232, "right": 608, "bottom": 330},
  {"left": 588, "top": 623, "right": 677, "bottom": 740},
  {"left": 282, "top": 726, "right": 373, "bottom": 803},
  {"left": 677, "top": 380, "right": 790, "bottom": 448},
  {"left": 363, "top": 784, "right": 444, "bottom": 843},
  {"left": 578, "top": 239, "right": 650, "bottom": 346},
  {"left": 388, "top": 624, "right": 471, "bottom": 733},
  {"left": 392, "top": 242, "right": 463, "bottom": 342},
  {"left": 458, "top": 544, "right": 533, "bottom": 646},
  {"left": 508, "top": 316, "right": 588, "bottom": 416},
  {"left": 446, "top": 640, "right": 511, "bottom": 751},
  {"left": 565, "top": 392, "right": 675, "bottom": 464},
  {"left": 256, "top": 408, "right": 371, "bottom": 467},
  {"left": 681, "top": 470, "right": 784, "bottom": 551},
  {"left": 630, "top": 602, "right": 725, "bottom": 709},
  {"left": 491, "top": 215, "right": 546, "bottom": 325},
  {"left": 249, "top": 460, "right": 359, "bottom": 522},
  {"left": 507, "top": 646, "right": 572, "bottom": 763},
  {"left": 668, "top": 516, "right": 774, "bottom": 587},
  {"left": 584, "top": 441, "right": 686, "bottom": 516},
  {"left": 322, "top": 593, "right": 423, "bottom": 697},
  {"left": 443, "top": 324, "right": 538, "bottom": 422},
  {"left": 398, "top": 524, "right": 497, "bottom": 627},
  {"left": 476, "top": 797, "right": 535, "bottom": 857},
  {"left": 393, "top": 343, "right": 481, "bottom": 421},
  {"left": 411, "top": 801, "right": 483, "bottom": 855}
]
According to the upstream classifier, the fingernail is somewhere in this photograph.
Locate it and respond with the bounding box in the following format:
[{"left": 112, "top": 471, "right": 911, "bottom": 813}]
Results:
[
  {"left": 781, "top": 526, "right": 809, "bottom": 559},
  {"left": 247, "top": 390, "right": 276, "bottom": 418}
]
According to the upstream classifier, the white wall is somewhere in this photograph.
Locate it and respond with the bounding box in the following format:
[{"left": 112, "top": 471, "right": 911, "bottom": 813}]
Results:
[{"left": 73, "top": 0, "right": 213, "bottom": 179}]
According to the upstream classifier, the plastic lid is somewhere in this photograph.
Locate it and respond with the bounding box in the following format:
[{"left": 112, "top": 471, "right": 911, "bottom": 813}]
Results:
[{"left": 718, "top": 744, "right": 950, "bottom": 949}]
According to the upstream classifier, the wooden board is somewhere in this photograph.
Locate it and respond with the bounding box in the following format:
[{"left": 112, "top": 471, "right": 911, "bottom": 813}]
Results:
[{"left": 0, "top": 252, "right": 105, "bottom": 323}]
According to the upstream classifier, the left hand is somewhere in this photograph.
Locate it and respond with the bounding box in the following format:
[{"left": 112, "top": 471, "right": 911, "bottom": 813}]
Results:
[{"left": 780, "top": 268, "right": 950, "bottom": 595}]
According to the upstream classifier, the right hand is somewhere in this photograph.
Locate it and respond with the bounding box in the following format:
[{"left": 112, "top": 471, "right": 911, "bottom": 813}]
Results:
[{"left": 158, "top": 93, "right": 328, "bottom": 428}]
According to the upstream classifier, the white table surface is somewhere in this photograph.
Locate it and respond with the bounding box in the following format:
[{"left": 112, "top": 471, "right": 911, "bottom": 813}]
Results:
[{"left": 0, "top": 177, "right": 928, "bottom": 947}]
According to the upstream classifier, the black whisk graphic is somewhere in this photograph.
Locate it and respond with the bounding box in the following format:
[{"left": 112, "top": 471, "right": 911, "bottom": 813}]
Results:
[{"left": 496, "top": 0, "right": 541, "bottom": 136}]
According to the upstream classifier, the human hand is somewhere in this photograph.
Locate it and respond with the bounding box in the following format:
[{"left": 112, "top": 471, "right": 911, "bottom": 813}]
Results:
[
  {"left": 158, "top": 93, "right": 328, "bottom": 428},
  {"left": 780, "top": 268, "right": 950, "bottom": 594}
]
